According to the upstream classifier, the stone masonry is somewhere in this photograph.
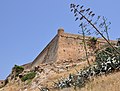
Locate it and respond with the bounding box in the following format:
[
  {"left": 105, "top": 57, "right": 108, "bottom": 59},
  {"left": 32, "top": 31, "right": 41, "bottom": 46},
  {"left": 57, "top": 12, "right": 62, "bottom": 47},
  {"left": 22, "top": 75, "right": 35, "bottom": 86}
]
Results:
[{"left": 30, "top": 29, "right": 117, "bottom": 68}]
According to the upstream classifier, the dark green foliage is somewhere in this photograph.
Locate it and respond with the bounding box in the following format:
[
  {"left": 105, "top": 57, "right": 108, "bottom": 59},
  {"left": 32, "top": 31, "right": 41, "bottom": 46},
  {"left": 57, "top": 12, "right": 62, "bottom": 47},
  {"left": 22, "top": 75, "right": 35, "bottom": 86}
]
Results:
[
  {"left": 105, "top": 47, "right": 113, "bottom": 53},
  {"left": 21, "top": 72, "right": 36, "bottom": 82},
  {"left": 13, "top": 65, "right": 24, "bottom": 76},
  {"left": 89, "top": 37, "right": 97, "bottom": 44},
  {"left": 88, "top": 37, "right": 98, "bottom": 50}
]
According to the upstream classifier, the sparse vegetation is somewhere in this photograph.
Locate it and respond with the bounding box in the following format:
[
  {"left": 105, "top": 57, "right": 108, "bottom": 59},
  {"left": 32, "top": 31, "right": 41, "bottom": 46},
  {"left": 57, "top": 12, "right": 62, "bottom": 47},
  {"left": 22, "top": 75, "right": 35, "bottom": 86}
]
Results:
[{"left": 21, "top": 72, "right": 36, "bottom": 82}]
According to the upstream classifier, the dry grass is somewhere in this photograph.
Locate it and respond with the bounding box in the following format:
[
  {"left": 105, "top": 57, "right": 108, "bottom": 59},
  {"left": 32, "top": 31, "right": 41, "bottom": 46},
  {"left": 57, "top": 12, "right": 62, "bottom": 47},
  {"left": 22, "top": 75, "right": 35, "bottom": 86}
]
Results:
[
  {"left": 52, "top": 71, "right": 120, "bottom": 91},
  {"left": 81, "top": 72, "right": 120, "bottom": 91}
]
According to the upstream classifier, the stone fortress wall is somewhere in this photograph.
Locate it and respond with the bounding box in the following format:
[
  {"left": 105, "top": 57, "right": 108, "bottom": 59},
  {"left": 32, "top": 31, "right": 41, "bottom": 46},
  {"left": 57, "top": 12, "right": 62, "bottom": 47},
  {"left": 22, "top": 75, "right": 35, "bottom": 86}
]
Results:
[{"left": 31, "top": 29, "right": 117, "bottom": 68}]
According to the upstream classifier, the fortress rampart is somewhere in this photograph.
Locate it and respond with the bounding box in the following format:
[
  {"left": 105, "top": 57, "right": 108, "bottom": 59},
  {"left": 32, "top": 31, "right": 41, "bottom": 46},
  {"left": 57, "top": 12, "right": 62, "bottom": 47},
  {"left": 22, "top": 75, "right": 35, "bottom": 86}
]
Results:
[{"left": 30, "top": 29, "right": 117, "bottom": 68}]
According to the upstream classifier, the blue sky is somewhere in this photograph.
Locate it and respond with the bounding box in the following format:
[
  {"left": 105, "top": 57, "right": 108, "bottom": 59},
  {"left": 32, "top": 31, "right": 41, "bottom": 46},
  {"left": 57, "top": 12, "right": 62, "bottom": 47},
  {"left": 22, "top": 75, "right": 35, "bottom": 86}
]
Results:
[{"left": 0, "top": 0, "right": 120, "bottom": 79}]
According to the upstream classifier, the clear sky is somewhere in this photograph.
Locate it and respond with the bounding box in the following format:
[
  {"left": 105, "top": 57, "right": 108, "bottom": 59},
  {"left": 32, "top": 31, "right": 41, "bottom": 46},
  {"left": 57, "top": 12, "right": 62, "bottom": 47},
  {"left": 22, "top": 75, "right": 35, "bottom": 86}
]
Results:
[{"left": 0, "top": 0, "right": 120, "bottom": 79}]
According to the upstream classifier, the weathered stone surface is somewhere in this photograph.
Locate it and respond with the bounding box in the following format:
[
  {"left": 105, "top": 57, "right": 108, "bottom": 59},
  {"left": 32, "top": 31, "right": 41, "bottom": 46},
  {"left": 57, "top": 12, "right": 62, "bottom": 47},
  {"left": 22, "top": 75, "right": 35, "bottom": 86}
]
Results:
[{"left": 31, "top": 29, "right": 116, "bottom": 68}]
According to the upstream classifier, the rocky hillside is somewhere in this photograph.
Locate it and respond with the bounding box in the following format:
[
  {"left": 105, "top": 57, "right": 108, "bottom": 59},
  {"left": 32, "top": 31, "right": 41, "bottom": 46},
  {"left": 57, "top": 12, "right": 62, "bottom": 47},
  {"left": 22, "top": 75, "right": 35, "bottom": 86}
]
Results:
[{"left": 0, "top": 59, "right": 89, "bottom": 91}]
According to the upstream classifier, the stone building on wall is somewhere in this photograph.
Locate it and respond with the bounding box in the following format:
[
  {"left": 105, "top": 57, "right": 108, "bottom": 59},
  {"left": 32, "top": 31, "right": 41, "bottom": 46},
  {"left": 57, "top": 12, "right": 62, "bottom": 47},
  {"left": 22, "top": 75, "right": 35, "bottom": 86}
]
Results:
[{"left": 30, "top": 29, "right": 116, "bottom": 68}]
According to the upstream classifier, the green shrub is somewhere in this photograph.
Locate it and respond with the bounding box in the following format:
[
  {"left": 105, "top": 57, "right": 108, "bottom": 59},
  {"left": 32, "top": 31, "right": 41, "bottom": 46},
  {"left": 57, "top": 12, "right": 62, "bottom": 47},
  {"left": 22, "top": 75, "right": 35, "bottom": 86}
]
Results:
[
  {"left": 89, "top": 37, "right": 98, "bottom": 50},
  {"left": 21, "top": 72, "right": 36, "bottom": 82},
  {"left": 89, "top": 37, "right": 97, "bottom": 44},
  {"left": 13, "top": 65, "right": 24, "bottom": 76}
]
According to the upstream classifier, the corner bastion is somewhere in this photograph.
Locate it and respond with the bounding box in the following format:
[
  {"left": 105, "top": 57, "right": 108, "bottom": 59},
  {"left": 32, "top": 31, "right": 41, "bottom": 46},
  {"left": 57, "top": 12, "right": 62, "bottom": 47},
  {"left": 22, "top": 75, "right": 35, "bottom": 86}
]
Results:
[{"left": 30, "top": 29, "right": 117, "bottom": 68}]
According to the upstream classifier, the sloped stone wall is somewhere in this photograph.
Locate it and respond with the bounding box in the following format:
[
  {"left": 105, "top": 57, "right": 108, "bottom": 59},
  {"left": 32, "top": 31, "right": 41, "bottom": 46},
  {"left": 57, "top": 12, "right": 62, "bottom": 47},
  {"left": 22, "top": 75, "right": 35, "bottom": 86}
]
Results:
[
  {"left": 31, "top": 35, "right": 59, "bottom": 67},
  {"left": 31, "top": 29, "right": 117, "bottom": 68}
]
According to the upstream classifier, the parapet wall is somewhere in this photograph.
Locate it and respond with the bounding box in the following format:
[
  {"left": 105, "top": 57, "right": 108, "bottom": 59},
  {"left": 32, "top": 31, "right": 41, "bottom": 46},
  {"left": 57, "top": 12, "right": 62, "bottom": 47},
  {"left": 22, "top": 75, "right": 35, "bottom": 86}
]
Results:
[
  {"left": 31, "top": 29, "right": 117, "bottom": 68},
  {"left": 60, "top": 32, "right": 116, "bottom": 44}
]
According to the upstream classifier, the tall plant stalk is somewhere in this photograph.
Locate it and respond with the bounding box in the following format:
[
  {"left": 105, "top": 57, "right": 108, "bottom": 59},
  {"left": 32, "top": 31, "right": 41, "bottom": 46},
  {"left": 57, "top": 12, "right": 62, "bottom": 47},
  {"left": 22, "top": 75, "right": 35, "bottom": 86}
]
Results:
[
  {"left": 103, "top": 16, "right": 110, "bottom": 41},
  {"left": 81, "top": 25, "right": 90, "bottom": 66},
  {"left": 70, "top": 4, "right": 120, "bottom": 55}
]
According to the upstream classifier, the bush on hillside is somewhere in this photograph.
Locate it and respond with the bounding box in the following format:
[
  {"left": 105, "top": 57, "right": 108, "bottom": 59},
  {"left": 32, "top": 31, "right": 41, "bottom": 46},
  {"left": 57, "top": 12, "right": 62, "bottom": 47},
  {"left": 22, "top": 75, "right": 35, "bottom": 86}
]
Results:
[
  {"left": 21, "top": 72, "right": 36, "bottom": 82},
  {"left": 13, "top": 65, "right": 24, "bottom": 76}
]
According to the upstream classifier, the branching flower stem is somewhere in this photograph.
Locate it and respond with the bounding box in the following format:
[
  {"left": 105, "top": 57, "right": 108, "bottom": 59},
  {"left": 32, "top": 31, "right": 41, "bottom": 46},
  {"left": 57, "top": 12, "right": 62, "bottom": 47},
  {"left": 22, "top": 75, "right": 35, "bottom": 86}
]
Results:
[{"left": 74, "top": 8, "right": 120, "bottom": 55}]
